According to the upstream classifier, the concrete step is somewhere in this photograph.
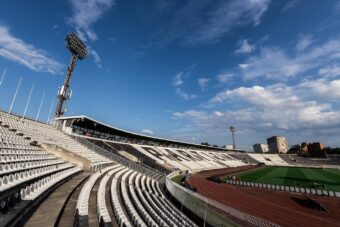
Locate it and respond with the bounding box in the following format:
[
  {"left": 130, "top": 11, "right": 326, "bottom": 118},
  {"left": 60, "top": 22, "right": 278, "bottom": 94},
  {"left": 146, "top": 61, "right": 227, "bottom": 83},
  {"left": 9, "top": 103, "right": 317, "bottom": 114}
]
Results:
[{"left": 24, "top": 172, "right": 90, "bottom": 227}]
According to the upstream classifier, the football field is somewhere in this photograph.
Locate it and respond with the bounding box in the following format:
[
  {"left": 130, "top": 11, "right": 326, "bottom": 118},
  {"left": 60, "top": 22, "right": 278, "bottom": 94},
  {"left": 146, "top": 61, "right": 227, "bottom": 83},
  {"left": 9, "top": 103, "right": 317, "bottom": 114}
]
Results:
[{"left": 236, "top": 166, "right": 340, "bottom": 191}]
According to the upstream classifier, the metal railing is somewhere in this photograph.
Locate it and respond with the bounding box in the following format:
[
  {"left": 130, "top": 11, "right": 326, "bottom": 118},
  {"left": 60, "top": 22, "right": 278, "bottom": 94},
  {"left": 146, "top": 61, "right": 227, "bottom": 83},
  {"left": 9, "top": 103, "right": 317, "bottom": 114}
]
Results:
[{"left": 166, "top": 172, "right": 280, "bottom": 227}]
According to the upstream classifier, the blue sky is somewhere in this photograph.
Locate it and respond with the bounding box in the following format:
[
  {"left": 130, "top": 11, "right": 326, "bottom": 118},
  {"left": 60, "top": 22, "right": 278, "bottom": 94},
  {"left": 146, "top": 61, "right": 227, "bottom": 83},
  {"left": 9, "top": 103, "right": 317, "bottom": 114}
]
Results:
[{"left": 1, "top": 0, "right": 340, "bottom": 150}]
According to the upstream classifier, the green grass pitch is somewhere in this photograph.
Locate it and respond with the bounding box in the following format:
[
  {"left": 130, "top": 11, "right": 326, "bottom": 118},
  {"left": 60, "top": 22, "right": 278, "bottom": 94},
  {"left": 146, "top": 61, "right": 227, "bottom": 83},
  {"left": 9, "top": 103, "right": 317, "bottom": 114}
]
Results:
[{"left": 235, "top": 167, "right": 340, "bottom": 191}]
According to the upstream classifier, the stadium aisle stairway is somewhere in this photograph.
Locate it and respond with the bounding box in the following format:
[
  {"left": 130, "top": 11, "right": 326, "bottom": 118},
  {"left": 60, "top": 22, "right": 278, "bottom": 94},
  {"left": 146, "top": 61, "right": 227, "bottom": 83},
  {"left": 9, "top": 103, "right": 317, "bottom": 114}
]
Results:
[{"left": 24, "top": 172, "right": 90, "bottom": 227}]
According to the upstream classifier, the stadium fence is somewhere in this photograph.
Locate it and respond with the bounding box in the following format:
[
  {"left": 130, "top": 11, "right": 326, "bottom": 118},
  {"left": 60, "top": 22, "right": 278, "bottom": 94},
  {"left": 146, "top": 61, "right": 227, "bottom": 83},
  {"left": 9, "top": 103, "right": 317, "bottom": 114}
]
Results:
[{"left": 223, "top": 179, "right": 340, "bottom": 198}]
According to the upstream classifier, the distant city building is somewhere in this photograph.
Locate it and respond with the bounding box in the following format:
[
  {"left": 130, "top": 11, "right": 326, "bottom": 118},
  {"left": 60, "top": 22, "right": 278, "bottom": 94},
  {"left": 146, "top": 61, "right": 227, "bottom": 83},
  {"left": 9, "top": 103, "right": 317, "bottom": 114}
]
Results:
[
  {"left": 253, "top": 143, "right": 269, "bottom": 153},
  {"left": 267, "top": 136, "right": 289, "bottom": 153},
  {"left": 307, "top": 142, "right": 325, "bottom": 152},
  {"left": 307, "top": 142, "right": 325, "bottom": 158},
  {"left": 290, "top": 142, "right": 325, "bottom": 156},
  {"left": 223, "top": 144, "right": 234, "bottom": 149}
]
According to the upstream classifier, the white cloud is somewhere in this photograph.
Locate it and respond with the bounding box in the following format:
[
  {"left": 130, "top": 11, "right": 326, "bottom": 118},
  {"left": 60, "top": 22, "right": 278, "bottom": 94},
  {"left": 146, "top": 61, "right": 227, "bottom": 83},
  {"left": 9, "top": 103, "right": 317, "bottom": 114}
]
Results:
[
  {"left": 0, "top": 25, "right": 63, "bottom": 74},
  {"left": 193, "top": 0, "right": 270, "bottom": 44},
  {"left": 281, "top": 0, "right": 299, "bottom": 12},
  {"left": 238, "top": 63, "right": 249, "bottom": 69},
  {"left": 296, "top": 34, "right": 313, "bottom": 52},
  {"left": 217, "top": 73, "right": 233, "bottom": 83},
  {"left": 209, "top": 85, "right": 300, "bottom": 108},
  {"left": 318, "top": 64, "right": 340, "bottom": 78},
  {"left": 235, "top": 39, "right": 255, "bottom": 54},
  {"left": 198, "top": 78, "right": 210, "bottom": 90},
  {"left": 165, "top": 0, "right": 270, "bottom": 45},
  {"left": 172, "top": 65, "right": 197, "bottom": 100},
  {"left": 174, "top": 83, "right": 340, "bottom": 148},
  {"left": 171, "top": 36, "right": 340, "bottom": 148},
  {"left": 209, "top": 83, "right": 340, "bottom": 130},
  {"left": 89, "top": 48, "right": 102, "bottom": 68},
  {"left": 173, "top": 72, "right": 184, "bottom": 86},
  {"left": 176, "top": 88, "right": 197, "bottom": 100},
  {"left": 142, "top": 129, "right": 154, "bottom": 135},
  {"left": 68, "top": 0, "right": 114, "bottom": 41},
  {"left": 336, "top": 1, "right": 340, "bottom": 12},
  {"left": 238, "top": 38, "right": 340, "bottom": 80},
  {"left": 299, "top": 79, "right": 340, "bottom": 100}
]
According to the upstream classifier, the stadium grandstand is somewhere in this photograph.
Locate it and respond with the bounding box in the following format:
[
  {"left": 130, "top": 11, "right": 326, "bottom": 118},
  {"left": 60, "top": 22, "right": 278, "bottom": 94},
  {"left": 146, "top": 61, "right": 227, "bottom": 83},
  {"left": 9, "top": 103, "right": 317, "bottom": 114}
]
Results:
[{"left": 1, "top": 108, "right": 340, "bottom": 227}]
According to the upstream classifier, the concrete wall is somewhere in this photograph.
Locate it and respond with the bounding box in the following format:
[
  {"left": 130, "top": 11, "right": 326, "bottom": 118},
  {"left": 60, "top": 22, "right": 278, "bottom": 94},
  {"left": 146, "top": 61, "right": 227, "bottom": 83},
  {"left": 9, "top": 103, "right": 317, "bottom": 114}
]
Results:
[{"left": 41, "top": 143, "right": 91, "bottom": 170}]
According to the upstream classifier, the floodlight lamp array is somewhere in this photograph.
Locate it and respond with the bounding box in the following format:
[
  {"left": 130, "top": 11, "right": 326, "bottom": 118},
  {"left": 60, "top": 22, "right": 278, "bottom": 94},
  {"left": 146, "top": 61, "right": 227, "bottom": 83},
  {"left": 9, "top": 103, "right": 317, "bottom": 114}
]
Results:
[{"left": 66, "top": 33, "right": 88, "bottom": 60}]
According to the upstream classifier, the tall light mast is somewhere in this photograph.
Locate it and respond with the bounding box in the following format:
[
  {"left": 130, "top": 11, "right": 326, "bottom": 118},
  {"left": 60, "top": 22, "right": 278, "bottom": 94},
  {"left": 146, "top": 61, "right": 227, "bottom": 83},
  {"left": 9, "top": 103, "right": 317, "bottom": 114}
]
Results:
[
  {"left": 55, "top": 33, "right": 87, "bottom": 118},
  {"left": 230, "top": 126, "right": 236, "bottom": 150}
]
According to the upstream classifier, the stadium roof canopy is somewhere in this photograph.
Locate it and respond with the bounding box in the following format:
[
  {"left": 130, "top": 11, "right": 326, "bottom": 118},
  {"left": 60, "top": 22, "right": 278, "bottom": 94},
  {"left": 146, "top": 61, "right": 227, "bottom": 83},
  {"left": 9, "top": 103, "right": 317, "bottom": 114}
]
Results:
[{"left": 55, "top": 115, "right": 234, "bottom": 151}]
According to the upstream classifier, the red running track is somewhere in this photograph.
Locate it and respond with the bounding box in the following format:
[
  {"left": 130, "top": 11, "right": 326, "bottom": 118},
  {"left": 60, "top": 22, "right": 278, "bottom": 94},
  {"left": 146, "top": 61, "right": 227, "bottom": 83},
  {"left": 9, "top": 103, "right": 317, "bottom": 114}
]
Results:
[{"left": 188, "top": 166, "right": 340, "bottom": 227}]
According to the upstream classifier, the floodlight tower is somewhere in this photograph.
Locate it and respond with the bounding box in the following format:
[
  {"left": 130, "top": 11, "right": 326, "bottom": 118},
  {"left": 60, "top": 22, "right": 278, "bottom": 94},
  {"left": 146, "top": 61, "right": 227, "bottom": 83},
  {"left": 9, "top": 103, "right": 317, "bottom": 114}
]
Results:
[
  {"left": 230, "top": 126, "right": 236, "bottom": 149},
  {"left": 55, "top": 33, "right": 87, "bottom": 118}
]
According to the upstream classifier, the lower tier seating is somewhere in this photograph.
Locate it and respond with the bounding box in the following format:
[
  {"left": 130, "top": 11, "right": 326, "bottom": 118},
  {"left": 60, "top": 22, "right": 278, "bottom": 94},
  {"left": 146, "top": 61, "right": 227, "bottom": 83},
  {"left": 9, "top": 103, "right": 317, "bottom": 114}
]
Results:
[{"left": 74, "top": 164, "right": 197, "bottom": 227}]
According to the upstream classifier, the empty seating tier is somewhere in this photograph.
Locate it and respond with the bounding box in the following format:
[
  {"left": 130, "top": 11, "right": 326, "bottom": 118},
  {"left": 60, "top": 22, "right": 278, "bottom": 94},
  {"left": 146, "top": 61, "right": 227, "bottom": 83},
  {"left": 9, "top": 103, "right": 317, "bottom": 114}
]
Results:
[
  {"left": 73, "top": 165, "right": 197, "bottom": 227},
  {"left": 0, "top": 111, "right": 112, "bottom": 167}
]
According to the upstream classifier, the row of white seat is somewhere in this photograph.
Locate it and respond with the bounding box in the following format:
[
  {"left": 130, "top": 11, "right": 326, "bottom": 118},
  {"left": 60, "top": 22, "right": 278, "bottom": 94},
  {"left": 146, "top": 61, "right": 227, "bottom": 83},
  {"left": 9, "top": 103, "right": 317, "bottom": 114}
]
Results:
[
  {"left": 0, "top": 145, "right": 41, "bottom": 151},
  {"left": 110, "top": 167, "right": 133, "bottom": 227},
  {"left": 124, "top": 170, "right": 147, "bottom": 226},
  {"left": 133, "top": 173, "right": 168, "bottom": 227},
  {"left": 0, "top": 149, "right": 48, "bottom": 155},
  {"left": 0, "top": 159, "right": 64, "bottom": 175},
  {"left": 76, "top": 165, "right": 118, "bottom": 218},
  {"left": 98, "top": 166, "right": 127, "bottom": 226},
  {"left": 0, "top": 163, "right": 74, "bottom": 192},
  {"left": 21, "top": 166, "right": 81, "bottom": 200},
  {"left": 138, "top": 174, "right": 194, "bottom": 227},
  {"left": 0, "top": 139, "right": 31, "bottom": 146},
  {"left": 0, "top": 154, "right": 56, "bottom": 163}
]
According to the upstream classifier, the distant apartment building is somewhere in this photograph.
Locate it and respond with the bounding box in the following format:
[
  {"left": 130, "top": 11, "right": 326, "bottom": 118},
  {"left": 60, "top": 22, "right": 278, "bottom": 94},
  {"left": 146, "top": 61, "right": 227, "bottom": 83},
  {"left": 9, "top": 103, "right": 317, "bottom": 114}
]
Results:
[
  {"left": 267, "top": 136, "right": 289, "bottom": 153},
  {"left": 253, "top": 143, "right": 269, "bottom": 153}
]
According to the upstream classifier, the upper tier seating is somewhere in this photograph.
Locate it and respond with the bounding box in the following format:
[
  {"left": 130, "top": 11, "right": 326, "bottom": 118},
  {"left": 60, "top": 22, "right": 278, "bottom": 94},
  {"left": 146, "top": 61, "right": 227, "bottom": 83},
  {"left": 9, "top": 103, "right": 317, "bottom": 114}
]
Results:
[
  {"left": 130, "top": 144, "right": 247, "bottom": 171},
  {"left": 247, "top": 154, "right": 290, "bottom": 166},
  {"left": 82, "top": 138, "right": 248, "bottom": 172},
  {"left": 0, "top": 111, "right": 112, "bottom": 167},
  {"left": 279, "top": 154, "right": 340, "bottom": 167}
]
